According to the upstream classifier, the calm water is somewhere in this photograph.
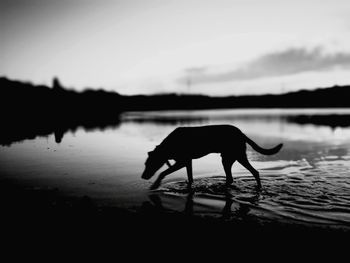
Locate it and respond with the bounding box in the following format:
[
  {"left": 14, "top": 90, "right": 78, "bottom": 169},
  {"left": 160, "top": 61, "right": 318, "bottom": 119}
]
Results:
[{"left": 1, "top": 109, "right": 350, "bottom": 229}]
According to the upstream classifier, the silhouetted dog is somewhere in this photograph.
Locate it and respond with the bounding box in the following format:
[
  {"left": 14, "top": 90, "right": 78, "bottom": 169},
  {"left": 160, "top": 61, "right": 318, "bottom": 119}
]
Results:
[{"left": 141, "top": 125, "right": 282, "bottom": 189}]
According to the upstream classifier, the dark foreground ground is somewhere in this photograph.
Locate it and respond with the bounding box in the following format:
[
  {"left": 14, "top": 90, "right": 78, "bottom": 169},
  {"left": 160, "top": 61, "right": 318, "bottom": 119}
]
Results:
[{"left": 1, "top": 179, "right": 348, "bottom": 259}]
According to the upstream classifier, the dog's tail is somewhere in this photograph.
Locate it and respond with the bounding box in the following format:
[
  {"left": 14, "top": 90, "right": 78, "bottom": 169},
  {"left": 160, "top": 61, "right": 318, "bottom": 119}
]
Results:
[{"left": 245, "top": 135, "right": 283, "bottom": 155}]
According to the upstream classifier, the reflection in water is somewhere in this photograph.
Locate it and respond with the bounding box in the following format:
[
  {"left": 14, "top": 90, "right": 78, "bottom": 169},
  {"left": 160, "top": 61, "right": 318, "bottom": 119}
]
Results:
[
  {"left": 54, "top": 129, "right": 64, "bottom": 143},
  {"left": 288, "top": 114, "right": 350, "bottom": 128},
  {"left": 151, "top": 174, "right": 350, "bottom": 228},
  {"left": 146, "top": 179, "right": 262, "bottom": 223},
  {"left": 2, "top": 108, "right": 350, "bottom": 146},
  {"left": 1, "top": 109, "right": 350, "bottom": 230},
  {"left": 0, "top": 116, "right": 121, "bottom": 146}
]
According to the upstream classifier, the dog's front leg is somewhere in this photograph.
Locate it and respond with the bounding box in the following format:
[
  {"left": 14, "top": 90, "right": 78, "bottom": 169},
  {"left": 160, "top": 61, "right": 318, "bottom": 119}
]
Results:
[
  {"left": 186, "top": 160, "right": 193, "bottom": 185},
  {"left": 150, "top": 161, "right": 186, "bottom": 189}
]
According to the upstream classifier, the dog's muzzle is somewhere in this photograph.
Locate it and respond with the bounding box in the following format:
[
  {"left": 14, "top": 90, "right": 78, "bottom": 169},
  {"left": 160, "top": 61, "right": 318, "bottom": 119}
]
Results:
[{"left": 141, "top": 172, "right": 151, "bottom": 180}]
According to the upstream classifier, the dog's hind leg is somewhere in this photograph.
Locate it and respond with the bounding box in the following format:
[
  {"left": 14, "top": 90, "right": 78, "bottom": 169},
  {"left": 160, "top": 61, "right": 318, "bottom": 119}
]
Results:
[
  {"left": 221, "top": 155, "right": 236, "bottom": 184},
  {"left": 186, "top": 160, "right": 193, "bottom": 185},
  {"left": 238, "top": 155, "right": 262, "bottom": 189}
]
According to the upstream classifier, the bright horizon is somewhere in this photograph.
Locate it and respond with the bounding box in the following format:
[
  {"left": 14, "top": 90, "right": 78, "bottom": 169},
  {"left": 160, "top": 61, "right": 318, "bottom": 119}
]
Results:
[{"left": 1, "top": 0, "right": 350, "bottom": 96}]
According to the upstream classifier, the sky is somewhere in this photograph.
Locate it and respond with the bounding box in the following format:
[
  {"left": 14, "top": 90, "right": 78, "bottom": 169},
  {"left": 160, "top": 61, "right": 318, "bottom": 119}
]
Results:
[{"left": 1, "top": 0, "right": 350, "bottom": 96}]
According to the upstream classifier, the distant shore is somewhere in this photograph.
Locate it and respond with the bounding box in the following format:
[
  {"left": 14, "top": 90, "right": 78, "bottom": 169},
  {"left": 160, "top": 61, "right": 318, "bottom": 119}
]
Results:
[
  {"left": 2, "top": 76, "right": 350, "bottom": 146},
  {"left": 2, "top": 76, "right": 350, "bottom": 114}
]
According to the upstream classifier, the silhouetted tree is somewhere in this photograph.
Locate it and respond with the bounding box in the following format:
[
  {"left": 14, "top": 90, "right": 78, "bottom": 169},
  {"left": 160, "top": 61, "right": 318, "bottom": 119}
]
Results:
[{"left": 52, "top": 77, "right": 64, "bottom": 91}]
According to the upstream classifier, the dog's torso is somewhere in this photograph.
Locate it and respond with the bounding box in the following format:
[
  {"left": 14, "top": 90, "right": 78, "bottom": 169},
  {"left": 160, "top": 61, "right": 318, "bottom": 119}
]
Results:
[
  {"left": 157, "top": 125, "right": 246, "bottom": 160},
  {"left": 143, "top": 124, "right": 282, "bottom": 189}
]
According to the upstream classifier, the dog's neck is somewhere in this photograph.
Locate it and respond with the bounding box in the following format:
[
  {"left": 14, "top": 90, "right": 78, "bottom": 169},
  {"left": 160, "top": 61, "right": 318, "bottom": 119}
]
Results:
[
  {"left": 154, "top": 144, "right": 164, "bottom": 153},
  {"left": 154, "top": 144, "right": 168, "bottom": 157}
]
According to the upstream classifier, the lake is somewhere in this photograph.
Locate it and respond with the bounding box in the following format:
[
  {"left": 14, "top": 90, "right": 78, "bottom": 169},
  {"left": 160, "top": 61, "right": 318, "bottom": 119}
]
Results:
[{"left": 1, "top": 108, "right": 350, "bottom": 230}]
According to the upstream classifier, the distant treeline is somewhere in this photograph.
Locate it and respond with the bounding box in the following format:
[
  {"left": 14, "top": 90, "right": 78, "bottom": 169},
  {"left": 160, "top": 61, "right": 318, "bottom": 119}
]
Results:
[
  {"left": 2, "top": 76, "right": 350, "bottom": 113},
  {"left": 1, "top": 76, "right": 350, "bottom": 145},
  {"left": 0, "top": 77, "right": 122, "bottom": 145}
]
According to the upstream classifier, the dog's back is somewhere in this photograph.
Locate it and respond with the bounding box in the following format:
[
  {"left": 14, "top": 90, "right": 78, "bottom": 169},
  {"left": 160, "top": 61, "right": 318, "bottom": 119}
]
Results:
[{"left": 158, "top": 125, "right": 246, "bottom": 159}]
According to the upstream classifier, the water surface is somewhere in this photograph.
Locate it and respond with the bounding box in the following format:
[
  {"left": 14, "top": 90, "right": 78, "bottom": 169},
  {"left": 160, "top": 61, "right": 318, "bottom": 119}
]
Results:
[{"left": 1, "top": 109, "right": 350, "bottom": 229}]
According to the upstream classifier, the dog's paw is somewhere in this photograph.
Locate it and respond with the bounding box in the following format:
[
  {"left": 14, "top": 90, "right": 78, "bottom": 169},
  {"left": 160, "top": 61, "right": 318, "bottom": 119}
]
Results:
[{"left": 225, "top": 179, "right": 233, "bottom": 185}]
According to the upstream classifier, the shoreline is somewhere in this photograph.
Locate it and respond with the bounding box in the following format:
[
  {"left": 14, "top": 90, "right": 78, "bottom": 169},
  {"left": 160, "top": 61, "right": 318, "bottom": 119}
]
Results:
[{"left": 2, "top": 179, "right": 349, "bottom": 239}]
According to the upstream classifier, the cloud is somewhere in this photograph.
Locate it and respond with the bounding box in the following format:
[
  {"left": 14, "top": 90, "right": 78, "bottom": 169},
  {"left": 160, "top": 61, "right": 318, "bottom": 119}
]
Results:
[{"left": 179, "top": 46, "right": 350, "bottom": 84}]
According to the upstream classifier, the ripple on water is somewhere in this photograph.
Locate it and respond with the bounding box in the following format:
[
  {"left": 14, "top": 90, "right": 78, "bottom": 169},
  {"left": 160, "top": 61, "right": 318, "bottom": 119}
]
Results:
[{"left": 151, "top": 167, "right": 350, "bottom": 229}]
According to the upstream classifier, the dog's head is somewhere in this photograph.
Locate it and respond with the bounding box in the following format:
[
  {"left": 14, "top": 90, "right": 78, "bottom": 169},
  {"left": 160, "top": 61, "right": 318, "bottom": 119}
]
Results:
[{"left": 141, "top": 149, "right": 166, "bottom": 180}]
